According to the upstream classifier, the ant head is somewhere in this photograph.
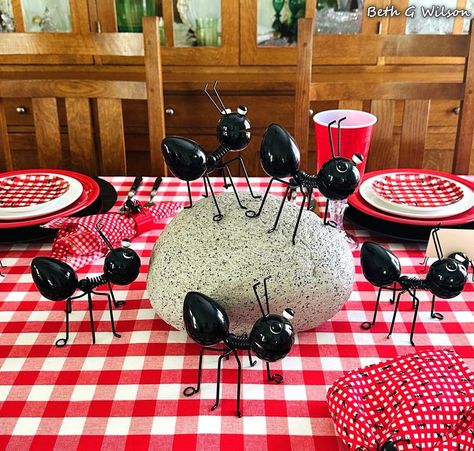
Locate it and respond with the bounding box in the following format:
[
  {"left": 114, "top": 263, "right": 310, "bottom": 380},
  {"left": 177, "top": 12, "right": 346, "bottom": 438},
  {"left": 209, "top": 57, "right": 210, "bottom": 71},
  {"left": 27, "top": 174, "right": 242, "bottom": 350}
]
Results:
[
  {"left": 250, "top": 277, "right": 295, "bottom": 362},
  {"left": 183, "top": 291, "right": 230, "bottom": 346},
  {"left": 380, "top": 440, "right": 398, "bottom": 451},
  {"left": 31, "top": 257, "right": 78, "bottom": 301},
  {"left": 162, "top": 136, "right": 208, "bottom": 181},
  {"left": 361, "top": 242, "right": 401, "bottom": 288},
  {"left": 260, "top": 124, "right": 301, "bottom": 178},
  {"left": 250, "top": 311, "right": 295, "bottom": 362},
  {"left": 426, "top": 257, "right": 467, "bottom": 299},
  {"left": 448, "top": 252, "right": 470, "bottom": 270},
  {"left": 103, "top": 239, "right": 141, "bottom": 286},
  {"left": 205, "top": 81, "right": 251, "bottom": 151}
]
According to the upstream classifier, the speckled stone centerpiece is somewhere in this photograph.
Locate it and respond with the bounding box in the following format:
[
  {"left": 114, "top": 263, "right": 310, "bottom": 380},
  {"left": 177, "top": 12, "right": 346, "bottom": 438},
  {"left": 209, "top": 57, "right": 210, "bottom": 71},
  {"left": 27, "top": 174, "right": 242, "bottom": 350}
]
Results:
[{"left": 147, "top": 192, "right": 354, "bottom": 333}]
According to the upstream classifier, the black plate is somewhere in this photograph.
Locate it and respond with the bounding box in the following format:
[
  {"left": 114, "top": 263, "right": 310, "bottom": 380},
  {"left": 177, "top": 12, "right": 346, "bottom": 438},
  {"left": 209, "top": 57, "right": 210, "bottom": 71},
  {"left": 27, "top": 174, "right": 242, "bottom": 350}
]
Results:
[
  {"left": 0, "top": 177, "right": 117, "bottom": 244},
  {"left": 346, "top": 206, "right": 474, "bottom": 243}
]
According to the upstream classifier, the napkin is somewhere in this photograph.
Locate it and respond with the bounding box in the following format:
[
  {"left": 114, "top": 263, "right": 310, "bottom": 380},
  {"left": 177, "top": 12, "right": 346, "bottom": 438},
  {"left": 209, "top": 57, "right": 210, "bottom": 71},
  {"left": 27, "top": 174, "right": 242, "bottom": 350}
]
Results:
[
  {"left": 42, "top": 202, "right": 183, "bottom": 270},
  {"left": 327, "top": 349, "right": 474, "bottom": 451}
]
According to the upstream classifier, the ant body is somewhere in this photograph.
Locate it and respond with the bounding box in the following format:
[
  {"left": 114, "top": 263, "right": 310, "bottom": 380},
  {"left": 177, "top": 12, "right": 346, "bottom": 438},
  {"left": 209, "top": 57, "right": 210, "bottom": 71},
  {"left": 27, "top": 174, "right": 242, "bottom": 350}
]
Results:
[
  {"left": 31, "top": 227, "right": 141, "bottom": 347},
  {"left": 162, "top": 81, "right": 260, "bottom": 222},
  {"left": 245, "top": 119, "right": 363, "bottom": 244},
  {"left": 182, "top": 276, "right": 295, "bottom": 417},
  {"left": 360, "top": 228, "right": 468, "bottom": 345}
]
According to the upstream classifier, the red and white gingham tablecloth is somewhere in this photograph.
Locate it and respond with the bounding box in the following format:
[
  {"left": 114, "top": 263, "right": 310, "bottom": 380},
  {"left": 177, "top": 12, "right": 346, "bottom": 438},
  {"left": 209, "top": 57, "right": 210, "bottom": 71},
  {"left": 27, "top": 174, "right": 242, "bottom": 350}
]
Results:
[{"left": 0, "top": 177, "right": 472, "bottom": 451}]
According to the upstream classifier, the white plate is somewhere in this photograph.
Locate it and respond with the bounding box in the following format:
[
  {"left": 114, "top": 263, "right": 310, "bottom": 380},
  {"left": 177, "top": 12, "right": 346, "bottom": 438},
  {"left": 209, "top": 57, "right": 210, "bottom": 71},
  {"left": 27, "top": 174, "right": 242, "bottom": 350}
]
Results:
[
  {"left": 0, "top": 173, "right": 83, "bottom": 221},
  {"left": 359, "top": 175, "right": 474, "bottom": 219}
]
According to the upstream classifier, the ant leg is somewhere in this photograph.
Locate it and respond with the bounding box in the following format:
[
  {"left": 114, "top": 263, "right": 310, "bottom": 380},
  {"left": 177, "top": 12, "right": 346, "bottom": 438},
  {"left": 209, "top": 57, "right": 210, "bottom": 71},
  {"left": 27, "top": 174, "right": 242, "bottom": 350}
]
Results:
[
  {"left": 420, "top": 256, "right": 429, "bottom": 271},
  {"left": 211, "top": 348, "right": 232, "bottom": 412},
  {"left": 184, "top": 345, "right": 206, "bottom": 397},
  {"left": 266, "top": 361, "right": 283, "bottom": 384},
  {"left": 204, "top": 175, "right": 224, "bottom": 222},
  {"left": 430, "top": 294, "right": 444, "bottom": 320},
  {"left": 233, "top": 350, "right": 242, "bottom": 418},
  {"left": 185, "top": 181, "right": 194, "bottom": 207},
  {"left": 203, "top": 177, "right": 209, "bottom": 198},
  {"left": 361, "top": 287, "right": 383, "bottom": 330},
  {"left": 268, "top": 185, "right": 291, "bottom": 234},
  {"left": 390, "top": 282, "right": 397, "bottom": 304},
  {"left": 222, "top": 168, "right": 231, "bottom": 189},
  {"left": 55, "top": 291, "right": 86, "bottom": 347},
  {"left": 224, "top": 166, "right": 247, "bottom": 210},
  {"left": 242, "top": 333, "right": 256, "bottom": 366},
  {"left": 292, "top": 185, "right": 307, "bottom": 245},
  {"left": 107, "top": 281, "right": 124, "bottom": 307},
  {"left": 387, "top": 290, "right": 405, "bottom": 339},
  {"left": 236, "top": 157, "right": 260, "bottom": 199},
  {"left": 91, "top": 289, "right": 121, "bottom": 339},
  {"left": 87, "top": 292, "right": 96, "bottom": 345},
  {"left": 409, "top": 290, "right": 420, "bottom": 346},
  {"left": 306, "top": 188, "right": 313, "bottom": 210},
  {"left": 245, "top": 177, "right": 276, "bottom": 218}
]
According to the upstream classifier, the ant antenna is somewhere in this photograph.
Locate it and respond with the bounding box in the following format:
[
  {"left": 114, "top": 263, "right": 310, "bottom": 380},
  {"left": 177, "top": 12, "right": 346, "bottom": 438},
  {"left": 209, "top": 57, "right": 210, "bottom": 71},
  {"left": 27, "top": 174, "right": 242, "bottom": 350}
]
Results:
[
  {"left": 253, "top": 281, "right": 267, "bottom": 317},
  {"left": 328, "top": 119, "right": 337, "bottom": 159},
  {"left": 263, "top": 276, "right": 271, "bottom": 315},
  {"left": 212, "top": 80, "right": 227, "bottom": 113},
  {"left": 204, "top": 82, "right": 222, "bottom": 114},
  {"left": 95, "top": 223, "right": 115, "bottom": 253},
  {"left": 337, "top": 117, "right": 346, "bottom": 157},
  {"left": 432, "top": 225, "right": 443, "bottom": 260}
]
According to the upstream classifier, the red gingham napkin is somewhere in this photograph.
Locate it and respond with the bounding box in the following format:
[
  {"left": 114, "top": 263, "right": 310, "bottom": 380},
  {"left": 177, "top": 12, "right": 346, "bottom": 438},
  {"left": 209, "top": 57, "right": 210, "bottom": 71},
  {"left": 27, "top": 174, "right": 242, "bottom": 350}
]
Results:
[
  {"left": 372, "top": 174, "right": 464, "bottom": 208},
  {"left": 0, "top": 174, "right": 69, "bottom": 208},
  {"left": 327, "top": 349, "right": 474, "bottom": 450},
  {"left": 42, "top": 202, "right": 182, "bottom": 269}
]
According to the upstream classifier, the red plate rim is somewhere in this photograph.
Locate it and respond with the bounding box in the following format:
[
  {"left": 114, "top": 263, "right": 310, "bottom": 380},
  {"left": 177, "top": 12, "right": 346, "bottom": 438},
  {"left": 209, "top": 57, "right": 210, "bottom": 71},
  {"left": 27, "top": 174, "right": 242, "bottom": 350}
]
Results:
[
  {"left": 0, "top": 169, "right": 99, "bottom": 229},
  {"left": 348, "top": 169, "right": 474, "bottom": 226}
]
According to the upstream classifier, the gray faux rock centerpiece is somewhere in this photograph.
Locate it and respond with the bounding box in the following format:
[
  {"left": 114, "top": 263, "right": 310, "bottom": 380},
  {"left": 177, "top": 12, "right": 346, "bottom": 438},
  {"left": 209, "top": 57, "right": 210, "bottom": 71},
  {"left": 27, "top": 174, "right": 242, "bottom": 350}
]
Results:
[{"left": 147, "top": 192, "right": 354, "bottom": 333}]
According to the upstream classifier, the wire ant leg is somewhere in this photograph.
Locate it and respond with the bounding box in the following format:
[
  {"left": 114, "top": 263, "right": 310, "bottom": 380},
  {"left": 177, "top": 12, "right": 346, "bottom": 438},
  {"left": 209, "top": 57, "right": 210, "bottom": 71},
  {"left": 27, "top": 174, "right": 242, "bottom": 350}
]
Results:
[
  {"left": 233, "top": 350, "right": 242, "bottom": 418},
  {"left": 266, "top": 362, "right": 283, "bottom": 384},
  {"left": 390, "top": 282, "right": 397, "bottom": 304},
  {"left": 55, "top": 296, "right": 74, "bottom": 347},
  {"left": 87, "top": 292, "right": 96, "bottom": 345},
  {"left": 236, "top": 156, "right": 260, "bottom": 199},
  {"left": 246, "top": 177, "right": 275, "bottom": 218},
  {"left": 242, "top": 333, "right": 256, "bottom": 366},
  {"left": 203, "top": 175, "right": 223, "bottom": 222},
  {"left": 306, "top": 188, "right": 313, "bottom": 211},
  {"left": 420, "top": 256, "right": 429, "bottom": 271},
  {"left": 211, "top": 348, "right": 233, "bottom": 412},
  {"left": 361, "top": 286, "right": 383, "bottom": 330},
  {"left": 430, "top": 294, "right": 444, "bottom": 320},
  {"left": 184, "top": 346, "right": 207, "bottom": 396},
  {"left": 292, "top": 185, "right": 307, "bottom": 245},
  {"left": 322, "top": 200, "right": 336, "bottom": 227},
  {"left": 107, "top": 280, "right": 124, "bottom": 307},
  {"left": 268, "top": 185, "right": 291, "bottom": 234},
  {"left": 222, "top": 168, "right": 231, "bottom": 189},
  {"left": 184, "top": 181, "right": 194, "bottom": 208},
  {"left": 91, "top": 289, "right": 121, "bottom": 339},
  {"left": 388, "top": 290, "right": 406, "bottom": 339},
  {"left": 409, "top": 289, "right": 420, "bottom": 346},
  {"left": 224, "top": 166, "right": 247, "bottom": 210}
]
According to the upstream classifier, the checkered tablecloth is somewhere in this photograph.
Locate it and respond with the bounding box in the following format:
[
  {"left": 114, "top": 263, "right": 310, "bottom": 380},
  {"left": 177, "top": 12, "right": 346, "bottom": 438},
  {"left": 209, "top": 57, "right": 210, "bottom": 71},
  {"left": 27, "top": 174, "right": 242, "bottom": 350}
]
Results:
[{"left": 0, "top": 177, "right": 472, "bottom": 451}]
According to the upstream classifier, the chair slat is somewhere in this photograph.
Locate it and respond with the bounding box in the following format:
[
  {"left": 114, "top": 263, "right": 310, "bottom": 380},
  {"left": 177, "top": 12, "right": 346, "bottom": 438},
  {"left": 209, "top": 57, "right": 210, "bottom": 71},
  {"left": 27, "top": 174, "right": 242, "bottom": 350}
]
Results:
[
  {"left": 32, "top": 98, "right": 63, "bottom": 168},
  {"left": 0, "top": 99, "right": 13, "bottom": 171},
  {"left": 65, "top": 98, "right": 97, "bottom": 175},
  {"left": 162, "top": 0, "right": 175, "bottom": 47},
  {"left": 367, "top": 100, "right": 396, "bottom": 171},
  {"left": 294, "top": 18, "right": 314, "bottom": 171},
  {"left": 399, "top": 100, "right": 430, "bottom": 168},
  {"left": 97, "top": 98, "right": 126, "bottom": 175},
  {"left": 338, "top": 100, "right": 364, "bottom": 111},
  {"left": 453, "top": 21, "right": 474, "bottom": 174},
  {"left": 143, "top": 17, "right": 167, "bottom": 176}
]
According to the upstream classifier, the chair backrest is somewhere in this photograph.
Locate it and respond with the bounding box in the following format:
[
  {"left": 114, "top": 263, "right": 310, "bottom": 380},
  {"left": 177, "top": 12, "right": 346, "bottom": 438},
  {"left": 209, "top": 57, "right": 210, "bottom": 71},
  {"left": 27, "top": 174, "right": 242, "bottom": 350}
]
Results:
[
  {"left": 295, "top": 18, "right": 474, "bottom": 174},
  {"left": 0, "top": 17, "right": 166, "bottom": 176}
]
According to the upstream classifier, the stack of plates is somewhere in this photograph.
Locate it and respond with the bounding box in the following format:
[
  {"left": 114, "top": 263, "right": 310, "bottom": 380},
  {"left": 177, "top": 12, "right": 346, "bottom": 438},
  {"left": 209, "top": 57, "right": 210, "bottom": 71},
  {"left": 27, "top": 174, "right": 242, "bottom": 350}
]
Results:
[
  {"left": 347, "top": 169, "right": 474, "bottom": 241},
  {"left": 0, "top": 169, "right": 101, "bottom": 242}
]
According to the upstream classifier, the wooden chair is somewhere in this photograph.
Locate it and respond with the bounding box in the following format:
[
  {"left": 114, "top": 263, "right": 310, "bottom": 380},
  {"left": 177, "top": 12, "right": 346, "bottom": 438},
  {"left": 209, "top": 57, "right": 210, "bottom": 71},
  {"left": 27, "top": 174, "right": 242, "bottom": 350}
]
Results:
[
  {"left": 0, "top": 17, "right": 167, "bottom": 176},
  {"left": 294, "top": 18, "right": 474, "bottom": 175}
]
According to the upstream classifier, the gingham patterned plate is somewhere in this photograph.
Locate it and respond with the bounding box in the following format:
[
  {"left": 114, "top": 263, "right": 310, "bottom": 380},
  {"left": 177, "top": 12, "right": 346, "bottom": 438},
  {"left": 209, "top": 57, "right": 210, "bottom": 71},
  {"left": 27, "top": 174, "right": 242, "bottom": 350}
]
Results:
[
  {"left": 0, "top": 173, "right": 83, "bottom": 221},
  {"left": 372, "top": 173, "right": 464, "bottom": 208},
  {"left": 359, "top": 172, "right": 474, "bottom": 219}
]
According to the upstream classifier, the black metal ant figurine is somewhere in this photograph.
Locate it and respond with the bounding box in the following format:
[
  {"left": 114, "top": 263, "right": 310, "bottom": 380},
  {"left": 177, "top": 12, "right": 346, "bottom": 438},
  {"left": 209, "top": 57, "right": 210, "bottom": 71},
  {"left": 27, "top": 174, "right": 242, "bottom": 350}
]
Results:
[
  {"left": 245, "top": 120, "right": 363, "bottom": 244},
  {"left": 182, "top": 276, "right": 295, "bottom": 417},
  {"left": 355, "top": 438, "right": 411, "bottom": 451},
  {"left": 30, "top": 227, "right": 141, "bottom": 347},
  {"left": 360, "top": 228, "right": 468, "bottom": 346},
  {"left": 162, "top": 81, "right": 260, "bottom": 222}
]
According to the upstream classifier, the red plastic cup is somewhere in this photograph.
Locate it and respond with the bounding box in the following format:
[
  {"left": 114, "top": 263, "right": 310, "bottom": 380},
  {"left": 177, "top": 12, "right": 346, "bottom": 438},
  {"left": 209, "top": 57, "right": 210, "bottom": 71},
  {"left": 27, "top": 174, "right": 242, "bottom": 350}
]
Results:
[{"left": 313, "top": 109, "right": 377, "bottom": 176}]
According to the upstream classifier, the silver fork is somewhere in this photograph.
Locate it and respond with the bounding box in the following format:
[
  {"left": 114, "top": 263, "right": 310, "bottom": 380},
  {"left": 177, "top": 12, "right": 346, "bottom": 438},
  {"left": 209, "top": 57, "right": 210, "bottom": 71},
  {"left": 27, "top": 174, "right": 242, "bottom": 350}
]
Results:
[{"left": 145, "top": 177, "right": 163, "bottom": 207}]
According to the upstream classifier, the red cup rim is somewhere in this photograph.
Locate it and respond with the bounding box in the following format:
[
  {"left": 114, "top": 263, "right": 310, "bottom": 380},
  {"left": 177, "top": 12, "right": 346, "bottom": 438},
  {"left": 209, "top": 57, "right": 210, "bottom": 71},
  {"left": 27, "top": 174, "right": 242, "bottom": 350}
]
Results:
[{"left": 313, "top": 109, "right": 377, "bottom": 129}]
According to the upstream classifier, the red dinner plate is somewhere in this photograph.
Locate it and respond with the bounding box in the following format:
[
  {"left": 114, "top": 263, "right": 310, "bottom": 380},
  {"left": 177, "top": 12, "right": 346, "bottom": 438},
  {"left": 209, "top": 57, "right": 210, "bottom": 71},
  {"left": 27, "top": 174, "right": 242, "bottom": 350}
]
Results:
[
  {"left": 348, "top": 169, "right": 474, "bottom": 226},
  {"left": 0, "top": 169, "right": 100, "bottom": 229}
]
